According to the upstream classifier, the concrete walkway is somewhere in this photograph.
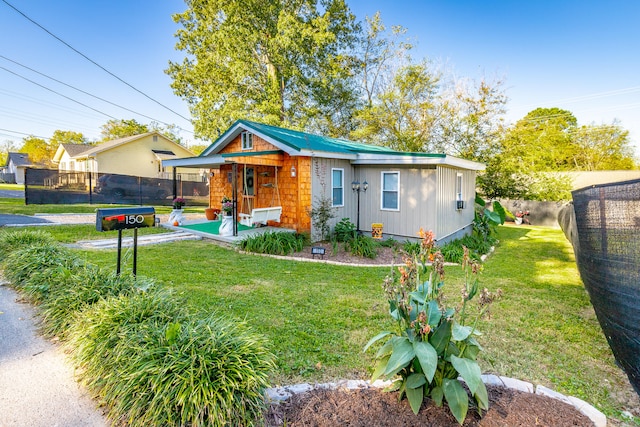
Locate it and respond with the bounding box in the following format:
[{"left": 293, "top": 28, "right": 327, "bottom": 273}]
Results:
[{"left": 0, "top": 283, "right": 107, "bottom": 427}]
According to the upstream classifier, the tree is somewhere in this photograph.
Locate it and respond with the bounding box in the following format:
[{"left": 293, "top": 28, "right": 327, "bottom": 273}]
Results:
[
  {"left": 167, "top": 0, "right": 360, "bottom": 140},
  {"left": 99, "top": 119, "right": 183, "bottom": 144},
  {"left": 19, "top": 136, "right": 55, "bottom": 166},
  {"left": 100, "top": 119, "right": 149, "bottom": 141},
  {"left": 50, "top": 130, "right": 88, "bottom": 147},
  {"left": 0, "top": 140, "right": 18, "bottom": 166},
  {"left": 570, "top": 122, "right": 635, "bottom": 170},
  {"left": 434, "top": 77, "right": 507, "bottom": 162},
  {"left": 351, "top": 61, "right": 441, "bottom": 152}
]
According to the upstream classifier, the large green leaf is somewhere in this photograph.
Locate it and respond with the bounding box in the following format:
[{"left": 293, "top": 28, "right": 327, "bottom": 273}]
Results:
[
  {"left": 375, "top": 337, "right": 394, "bottom": 358},
  {"left": 363, "top": 331, "right": 392, "bottom": 352},
  {"left": 452, "top": 322, "right": 472, "bottom": 341},
  {"left": 383, "top": 337, "right": 415, "bottom": 377},
  {"left": 406, "top": 372, "right": 427, "bottom": 389},
  {"left": 483, "top": 208, "right": 501, "bottom": 225},
  {"left": 443, "top": 378, "right": 469, "bottom": 425},
  {"left": 406, "top": 382, "right": 424, "bottom": 415},
  {"left": 429, "top": 319, "right": 452, "bottom": 355},
  {"left": 492, "top": 200, "right": 507, "bottom": 224},
  {"left": 461, "top": 343, "right": 481, "bottom": 361},
  {"left": 475, "top": 193, "right": 486, "bottom": 207},
  {"left": 371, "top": 355, "right": 390, "bottom": 382},
  {"left": 413, "top": 341, "right": 437, "bottom": 382},
  {"left": 427, "top": 300, "right": 441, "bottom": 326},
  {"left": 431, "top": 385, "right": 444, "bottom": 406},
  {"left": 450, "top": 355, "right": 483, "bottom": 395},
  {"left": 474, "top": 380, "right": 489, "bottom": 411}
]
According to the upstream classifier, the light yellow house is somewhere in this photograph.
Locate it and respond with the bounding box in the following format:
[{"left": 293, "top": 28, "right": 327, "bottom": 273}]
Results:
[{"left": 52, "top": 132, "right": 197, "bottom": 179}]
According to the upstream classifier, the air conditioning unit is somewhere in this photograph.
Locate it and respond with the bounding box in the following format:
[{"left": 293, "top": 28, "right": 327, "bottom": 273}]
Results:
[{"left": 456, "top": 200, "right": 465, "bottom": 210}]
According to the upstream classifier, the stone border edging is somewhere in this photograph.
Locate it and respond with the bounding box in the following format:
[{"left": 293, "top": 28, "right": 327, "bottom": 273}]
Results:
[{"left": 264, "top": 375, "right": 607, "bottom": 427}]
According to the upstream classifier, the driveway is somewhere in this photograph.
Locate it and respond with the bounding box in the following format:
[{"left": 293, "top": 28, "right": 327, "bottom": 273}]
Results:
[{"left": 0, "top": 214, "right": 52, "bottom": 227}]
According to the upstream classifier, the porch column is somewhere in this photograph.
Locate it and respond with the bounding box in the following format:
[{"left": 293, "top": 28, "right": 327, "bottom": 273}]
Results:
[{"left": 232, "top": 163, "right": 238, "bottom": 236}]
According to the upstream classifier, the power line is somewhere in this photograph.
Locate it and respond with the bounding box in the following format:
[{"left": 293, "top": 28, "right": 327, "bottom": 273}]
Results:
[
  {"left": 1, "top": 0, "right": 192, "bottom": 124},
  {"left": 0, "top": 66, "right": 119, "bottom": 120},
  {"left": 0, "top": 128, "right": 50, "bottom": 140},
  {"left": 0, "top": 55, "right": 186, "bottom": 130}
]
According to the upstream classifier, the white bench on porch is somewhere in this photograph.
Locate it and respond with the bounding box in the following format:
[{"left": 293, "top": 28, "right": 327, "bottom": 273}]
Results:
[{"left": 239, "top": 206, "right": 282, "bottom": 227}]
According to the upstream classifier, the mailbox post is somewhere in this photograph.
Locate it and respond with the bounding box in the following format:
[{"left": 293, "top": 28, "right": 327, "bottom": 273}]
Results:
[{"left": 96, "top": 207, "right": 155, "bottom": 275}]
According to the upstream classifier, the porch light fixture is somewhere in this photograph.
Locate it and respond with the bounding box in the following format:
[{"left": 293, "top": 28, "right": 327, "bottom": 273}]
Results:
[
  {"left": 290, "top": 165, "right": 296, "bottom": 177},
  {"left": 351, "top": 179, "right": 368, "bottom": 233}
]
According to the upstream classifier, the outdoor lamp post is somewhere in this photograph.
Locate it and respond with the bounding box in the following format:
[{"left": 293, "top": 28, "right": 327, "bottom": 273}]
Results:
[{"left": 351, "top": 179, "right": 368, "bottom": 233}]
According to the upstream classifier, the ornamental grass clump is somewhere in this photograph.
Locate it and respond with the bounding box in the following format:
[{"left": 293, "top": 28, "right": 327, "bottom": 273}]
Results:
[
  {"left": 2, "top": 241, "right": 80, "bottom": 299},
  {"left": 0, "top": 229, "right": 54, "bottom": 260},
  {"left": 365, "top": 228, "right": 502, "bottom": 425},
  {"left": 39, "top": 267, "right": 148, "bottom": 340},
  {"left": 68, "top": 287, "right": 275, "bottom": 427}
]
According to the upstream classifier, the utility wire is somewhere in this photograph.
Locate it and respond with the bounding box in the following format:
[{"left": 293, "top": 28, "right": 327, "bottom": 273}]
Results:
[
  {"left": 0, "top": 128, "right": 50, "bottom": 140},
  {"left": 0, "top": 66, "right": 118, "bottom": 120},
  {"left": 1, "top": 0, "right": 192, "bottom": 123},
  {"left": 0, "top": 55, "right": 192, "bottom": 134}
]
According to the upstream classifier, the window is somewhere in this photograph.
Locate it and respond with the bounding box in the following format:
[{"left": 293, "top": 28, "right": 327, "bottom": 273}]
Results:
[
  {"left": 241, "top": 132, "right": 253, "bottom": 150},
  {"left": 456, "top": 173, "right": 463, "bottom": 201},
  {"left": 331, "top": 168, "right": 344, "bottom": 206},
  {"left": 381, "top": 171, "right": 399, "bottom": 210},
  {"left": 455, "top": 173, "right": 465, "bottom": 210},
  {"left": 60, "top": 162, "right": 66, "bottom": 171}
]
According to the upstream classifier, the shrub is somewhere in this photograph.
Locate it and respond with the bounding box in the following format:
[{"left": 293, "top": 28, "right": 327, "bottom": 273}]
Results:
[
  {"left": 39, "top": 267, "right": 148, "bottom": 339},
  {"left": 403, "top": 239, "right": 421, "bottom": 257},
  {"left": 308, "top": 195, "right": 336, "bottom": 241},
  {"left": 69, "top": 289, "right": 274, "bottom": 426},
  {"left": 439, "top": 240, "right": 465, "bottom": 263},
  {"left": 345, "top": 234, "right": 378, "bottom": 259},
  {"left": 0, "top": 229, "right": 54, "bottom": 260},
  {"left": 239, "top": 231, "right": 307, "bottom": 256},
  {"left": 365, "top": 230, "right": 502, "bottom": 425},
  {"left": 111, "top": 316, "right": 274, "bottom": 427},
  {"left": 378, "top": 237, "right": 398, "bottom": 248},
  {"left": 3, "top": 242, "right": 80, "bottom": 297},
  {"left": 333, "top": 218, "right": 356, "bottom": 242}
]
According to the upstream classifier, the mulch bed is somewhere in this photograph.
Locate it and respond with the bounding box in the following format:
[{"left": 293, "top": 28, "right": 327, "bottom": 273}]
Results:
[{"left": 264, "top": 385, "right": 595, "bottom": 426}]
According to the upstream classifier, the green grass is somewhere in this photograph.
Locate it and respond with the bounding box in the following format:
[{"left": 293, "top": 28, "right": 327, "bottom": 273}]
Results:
[
  {"left": 0, "top": 196, "right": 204, "bottom": 216},
  {"left": 3, "top": 221, "right": 638, "bottom": 424},
  {"left": 0, "top": 183, "right": 24, "bottom": 191}
]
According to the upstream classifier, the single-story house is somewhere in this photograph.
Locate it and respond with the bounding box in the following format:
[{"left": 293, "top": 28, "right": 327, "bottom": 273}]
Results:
[
  {"left": 3, "top": 152, "right": 35, "bottom": 184},
  {"left": 163, "top": 120, "right": 485, "bottom": 242},
  {"left": 52, "top": 132, "right": 197, "bottom": 179}
]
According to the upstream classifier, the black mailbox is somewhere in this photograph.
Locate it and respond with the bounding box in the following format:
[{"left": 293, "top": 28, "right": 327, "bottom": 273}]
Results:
[{"left": 96, "top": 207, "right": 155, "bottom": 232}]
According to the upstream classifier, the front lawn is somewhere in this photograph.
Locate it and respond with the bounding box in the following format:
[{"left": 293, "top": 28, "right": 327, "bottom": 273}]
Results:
[{"left": 12, "top": 223, "right": 640, "bottom": 423}]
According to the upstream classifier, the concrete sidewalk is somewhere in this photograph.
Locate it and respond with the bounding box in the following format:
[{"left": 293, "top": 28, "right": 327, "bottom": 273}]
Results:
[{"left": 0, "top": 283, "right": 107, "bottom": 427}]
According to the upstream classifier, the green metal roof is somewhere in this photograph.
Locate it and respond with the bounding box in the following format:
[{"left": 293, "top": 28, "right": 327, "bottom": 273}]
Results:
[{"left": 234, "top": 120, "right": 403, "bottom": 155}]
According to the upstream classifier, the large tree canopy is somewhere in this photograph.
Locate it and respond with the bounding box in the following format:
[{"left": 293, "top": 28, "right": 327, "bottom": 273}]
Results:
[{"left": 167, "top": 0, "right": 360, "bottom": 140}]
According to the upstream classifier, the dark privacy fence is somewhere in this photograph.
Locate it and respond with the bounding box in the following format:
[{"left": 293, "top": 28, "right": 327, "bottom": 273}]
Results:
[
  {"left": 564, "top": 179, "right": 640, "bottom": 396},
  {"left": 24, "top": 168, "right": 209, "bottom": 206}
]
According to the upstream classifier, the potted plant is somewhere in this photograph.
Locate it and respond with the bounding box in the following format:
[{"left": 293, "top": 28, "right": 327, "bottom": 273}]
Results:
[
  {"left": 514, "top": 210, "right": 530, "bottom": 225},
  {"left": 169, "top": 197, "right": 186, "bottom": 226},
  {"left": 172, "top": 197, "right": 186, "bottom": 210},
  {"left": 221, "top": 196, "right": 233, "bottom": 216}
]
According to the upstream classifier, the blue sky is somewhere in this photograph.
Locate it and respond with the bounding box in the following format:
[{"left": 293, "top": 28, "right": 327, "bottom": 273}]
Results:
[{"left": 1, "top": 0, "right": 639, "bottom": 152}]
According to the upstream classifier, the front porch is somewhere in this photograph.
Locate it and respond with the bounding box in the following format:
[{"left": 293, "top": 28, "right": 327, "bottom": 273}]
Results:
[{"left": 162, "top": 218, "right": 296, "bottom": 244}]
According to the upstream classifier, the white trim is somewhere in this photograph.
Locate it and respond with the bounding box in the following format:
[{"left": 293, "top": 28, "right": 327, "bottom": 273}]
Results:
[
  {"left": 331, "top": 168, "right": 344, "bottom": 207},
  {"left": 381, "top": 171, "right": 400, "bottom": 211},
  {"left": 353, "top": 154, "right": 485, "bottom": 170},
  {"left": 241, "top": 132, "right": 253, "bottom": 150},
  {"left": 162, "top": 155, "right": 227, "bottom": 168}
]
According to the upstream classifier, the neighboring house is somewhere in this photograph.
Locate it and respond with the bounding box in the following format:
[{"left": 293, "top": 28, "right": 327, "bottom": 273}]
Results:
[
  {"left": 163, "top": 120, "right": 485, "bottom": 242},
  {"left": 52, "top": 132, "right": 196, "bottom": 179},
  {"left": 3, "top": 152, "right": 34, "bottom": 184}
]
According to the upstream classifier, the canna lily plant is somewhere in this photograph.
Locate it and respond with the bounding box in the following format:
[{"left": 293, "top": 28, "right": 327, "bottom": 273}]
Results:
[{"left": 364, "top": 228, "right": 501, "bottom": 424}]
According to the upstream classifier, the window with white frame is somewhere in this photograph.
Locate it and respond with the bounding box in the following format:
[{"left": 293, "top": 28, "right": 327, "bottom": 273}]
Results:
[
  {"left": 331, "top": 168, "right": 344, "bottom": 206},
  {"left": 456, "top": 173, "right": 463, "bottom": 201},
  {"left": 241, "top": 132, "right": 253, "bottom": 150},
  {"left": 381, "top": 171, "right": 399, "bottom": 210}
]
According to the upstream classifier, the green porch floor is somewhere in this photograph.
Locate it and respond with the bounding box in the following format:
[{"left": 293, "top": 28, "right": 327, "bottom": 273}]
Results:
[{"left": 180, "top": 220, "right": 253, "bottom": 235}]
